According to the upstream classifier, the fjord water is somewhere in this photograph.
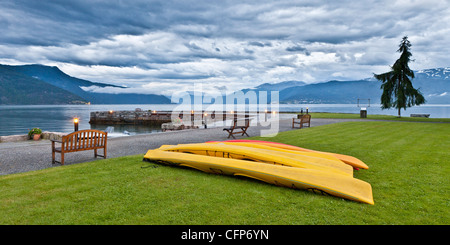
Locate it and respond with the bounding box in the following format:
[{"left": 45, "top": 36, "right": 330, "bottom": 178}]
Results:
[{"left": 0, "top": 104, "right": 449, "bottom": 136}]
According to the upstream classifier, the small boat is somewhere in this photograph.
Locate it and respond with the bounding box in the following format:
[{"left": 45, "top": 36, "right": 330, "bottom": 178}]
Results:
[{"left": 143, "top": 149, "right": 374, "bottom": 205}]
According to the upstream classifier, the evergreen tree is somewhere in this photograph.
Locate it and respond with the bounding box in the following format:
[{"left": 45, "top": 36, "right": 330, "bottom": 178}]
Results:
[{"left": 374, "top": 36, "right": 425, "bottom": 117}]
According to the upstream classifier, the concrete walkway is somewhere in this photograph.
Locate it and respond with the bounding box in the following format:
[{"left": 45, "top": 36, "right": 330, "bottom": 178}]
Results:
[{"left": 0, "top": 118, "right": 362, "bottom": 176}]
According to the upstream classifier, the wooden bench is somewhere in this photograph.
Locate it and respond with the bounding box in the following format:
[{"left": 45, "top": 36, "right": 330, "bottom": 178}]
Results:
[
  {"left": 292, "top": 114, "right": 311, "bottom": 129},
  {"left": 223, "top": 118, "right": 251, "bottom": 138},
  {"left": 51, "top": 129, "right": 108, "bottom": 165}
]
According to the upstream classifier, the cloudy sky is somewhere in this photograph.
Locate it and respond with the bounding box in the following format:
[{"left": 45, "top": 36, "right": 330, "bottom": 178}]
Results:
[{"left": 0, "top": 0, "right": 449, "bottom": 96}]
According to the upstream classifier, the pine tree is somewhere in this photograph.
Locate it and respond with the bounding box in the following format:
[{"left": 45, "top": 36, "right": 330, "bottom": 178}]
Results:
[{"left": 374, "top": 36, "right": 425, "bottom": 117}]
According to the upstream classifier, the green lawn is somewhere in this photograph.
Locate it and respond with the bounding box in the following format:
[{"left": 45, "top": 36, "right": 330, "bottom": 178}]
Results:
[
  {"left": 307, "top": 112, "right": 450, "bottom": 122},
  {"left": 0, "top": 121, "right": 448, "bottom": 224}
]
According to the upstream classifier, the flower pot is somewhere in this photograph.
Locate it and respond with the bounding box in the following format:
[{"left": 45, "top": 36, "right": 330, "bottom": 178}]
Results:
[{"left": 33, "top": 134, "right": 41, "bottom": 141}]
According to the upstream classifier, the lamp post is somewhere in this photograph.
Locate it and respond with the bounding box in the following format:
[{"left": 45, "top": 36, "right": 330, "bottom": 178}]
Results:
[{"left": 74, "top": 117, "right": 79, "bottom": 132}]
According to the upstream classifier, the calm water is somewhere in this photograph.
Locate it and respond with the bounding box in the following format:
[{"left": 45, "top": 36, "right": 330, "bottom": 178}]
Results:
[{"left": 0, "top": 104, "right": 449, "bottom": 136}]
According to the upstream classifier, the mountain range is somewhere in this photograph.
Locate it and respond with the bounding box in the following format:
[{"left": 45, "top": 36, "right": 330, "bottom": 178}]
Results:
[
  {"left": 244, "top": 67, "right": 450, "bottom": 104},
  {"left": 0, "top": 64, "right": 170, "bottom": 105},
  {"left": 0, "top": 64, "right": 448, "bottom": 105},
  {"left": 0, "top": 65, "right": 86, "bottom": 105}
]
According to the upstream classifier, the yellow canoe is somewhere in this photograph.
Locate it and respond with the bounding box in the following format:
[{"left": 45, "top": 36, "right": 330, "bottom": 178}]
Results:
[
  {"left": 158, "top": 143, "right": 353, "bottom": 176},
  {"left": 206, "top": 141, "right": 346, "bottom": 163},
  {"left": 210, "top": 140, "right": 369, "bottom": 170},
  {"left": 143, "top": 149, "right": 374, "bottom": 205}
]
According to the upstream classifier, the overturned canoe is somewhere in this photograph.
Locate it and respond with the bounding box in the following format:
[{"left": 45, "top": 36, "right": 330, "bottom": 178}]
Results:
[
  {"left": 205, "top": 141, "right": 345, "bottom": 163},
  {"left": 143, "top": 149, "right": 374, "bottom": 205},
  {"left": 158, "top": 143, "right": 353, "bottom": 176},
  {"left": 209, "top": 139, "right": 369, "bottom": 170}
]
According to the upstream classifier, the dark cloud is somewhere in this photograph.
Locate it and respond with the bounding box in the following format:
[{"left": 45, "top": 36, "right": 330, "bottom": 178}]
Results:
[
  {"left": 0, "top": 0, "right": 448, "bottom": 93},
  {"left": 285, "top": 45, "right": 310, "bottom": 56},
  {"left": 248, "top": 41, "right": 272, "bottom": 47},
  {"left": 0, "top": 0, "right": 168, "bottom": 45},
  {"left": 286, "top": 46, "right": 306, "bottom": 52},
  {"left": 2, "top": 0, "right": 448, "bottom": 46},
  {"left": 155, "top": 73, "right": 215, "bottom": 80}
]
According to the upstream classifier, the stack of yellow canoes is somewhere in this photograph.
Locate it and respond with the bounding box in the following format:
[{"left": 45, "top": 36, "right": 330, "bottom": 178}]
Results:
[{"left": 143, "top": 139, "right": 374, "bottom": 204}]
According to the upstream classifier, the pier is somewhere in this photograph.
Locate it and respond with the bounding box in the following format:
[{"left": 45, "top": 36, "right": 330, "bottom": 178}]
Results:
[
  {"left": 89, "top": 109, "right": 269, "bottom": 126},
  {"left": 89, "top": 110, "right": 173, "bottom": 125}
]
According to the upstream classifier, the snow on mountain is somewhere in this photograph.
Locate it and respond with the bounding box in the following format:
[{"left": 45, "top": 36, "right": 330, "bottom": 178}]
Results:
[{"left": 416, "top": 67, "right": 450, "bottom": 79}]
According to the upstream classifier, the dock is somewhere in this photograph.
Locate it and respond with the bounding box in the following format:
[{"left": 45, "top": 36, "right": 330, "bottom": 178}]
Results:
[
  {"left": 89, "top": 109, "right": 270, "bottom": 126},
  {"left": 89, "top": 110, "right": 173, "bottom": 125}
]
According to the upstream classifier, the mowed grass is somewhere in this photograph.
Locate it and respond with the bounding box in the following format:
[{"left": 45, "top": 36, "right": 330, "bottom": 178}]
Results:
[
  {"left": 0, "top": 121, "right": 448, "bottom": 224},
  {"left": 307, "top": 112, "right": 450, "bottom": 122}
]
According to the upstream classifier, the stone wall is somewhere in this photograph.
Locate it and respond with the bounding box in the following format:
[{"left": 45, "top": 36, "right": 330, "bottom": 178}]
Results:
[
  {"left": 0, "top": 131, "right": 66, "bottom": 143},
  {"left": 0, "top": 134, "right": 28, "bottom": 143}
]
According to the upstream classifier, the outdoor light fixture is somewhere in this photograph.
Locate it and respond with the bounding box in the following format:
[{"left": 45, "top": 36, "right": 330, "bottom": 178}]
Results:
[
  {"left": 109, "top": 110, "right": 113, "bottom": 114},
  {"left": 74, "top": 117, "right": 79, "bottom": 131}
]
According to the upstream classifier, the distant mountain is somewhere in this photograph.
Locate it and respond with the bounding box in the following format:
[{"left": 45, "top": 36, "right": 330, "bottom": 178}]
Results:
[
  {"left": 244, "top": 67, "right": 449, "bottom": 104},
  {"left": 250, "top": 80, "right": 306, "bottom": 91},
  {"left": 180, "top": 81, "right": 306, "bottom": 105},
  {"left": 416, "top": 67, "right": 450, "bottom": 79},
  {"left": 0, "top": 65, "right": 86, "bottom": 105},
  {"left": 183, "top": 68, "right": 449, "bottom": 105},
  {"left": 279, "top": 80, "right": 381, "bottom": 104},
  {"left": 233, "top": 80, "right": 307, "bottom": 104},
  {"left": 2, "top": 63, "right": 447, "bottom": 105},
  {"left": 11, "top": 64, "right": 125, "bottom": 92},
  {"left": 413, "top": 68, "right": 450, "bottom": 104},
  {"left": 1, "top": 64, "right": 171, "bottom": 104}
]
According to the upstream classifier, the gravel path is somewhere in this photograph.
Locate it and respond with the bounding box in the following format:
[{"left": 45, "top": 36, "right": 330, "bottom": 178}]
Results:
[{"left": 0, "top": 118, "right": 364, "bottom": 176}]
